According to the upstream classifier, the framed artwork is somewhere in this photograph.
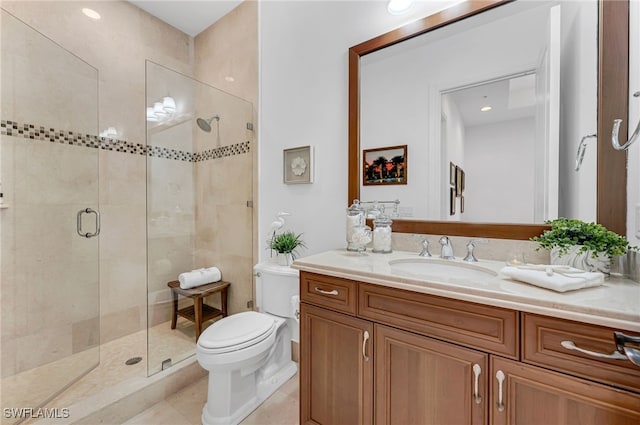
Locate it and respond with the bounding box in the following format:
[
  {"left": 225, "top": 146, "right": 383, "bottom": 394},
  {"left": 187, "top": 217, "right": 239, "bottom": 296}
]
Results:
[
  {"left": 283, "top": 145, "right": 313, "bottom": 184},
  {"left": 449, "top": 162, "right": 456, "bottom": 186},
  {"left": 455, "top": 166, "right": 465, "bottom": 196},
  {"left": 363, "top": 144, "right": 407, "bottom": 186},
  {"left": 449, "top": 187, "right": 456, "bottom": 215}
]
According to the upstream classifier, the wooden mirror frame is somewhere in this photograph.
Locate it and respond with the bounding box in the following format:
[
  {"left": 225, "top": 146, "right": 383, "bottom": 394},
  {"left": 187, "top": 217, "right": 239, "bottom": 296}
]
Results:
[{"left": 348, "top": 0, "right": 628, "bottom": 240}]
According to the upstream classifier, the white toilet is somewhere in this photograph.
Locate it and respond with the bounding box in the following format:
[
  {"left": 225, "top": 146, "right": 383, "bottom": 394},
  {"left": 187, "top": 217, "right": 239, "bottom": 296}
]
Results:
[{"left": 196, "top": 261, "right": 299, "bottom": 425}]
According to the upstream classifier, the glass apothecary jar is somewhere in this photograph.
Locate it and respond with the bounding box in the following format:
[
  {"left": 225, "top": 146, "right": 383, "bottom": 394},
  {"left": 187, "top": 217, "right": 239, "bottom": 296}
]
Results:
[
  {"left": 372, "top": 214, "right": 393, "bottom": 253},
  {"left": 350, "top": 223, "right": 372, "bottom": 255},
  {"left": 346, "top": 199, "right": 364, "bottom": 251}
]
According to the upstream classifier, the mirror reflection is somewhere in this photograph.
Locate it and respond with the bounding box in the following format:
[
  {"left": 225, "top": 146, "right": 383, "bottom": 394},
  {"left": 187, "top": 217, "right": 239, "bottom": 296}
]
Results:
[{"left": 359, "top": 0, "right": 597, "bottom": 224}]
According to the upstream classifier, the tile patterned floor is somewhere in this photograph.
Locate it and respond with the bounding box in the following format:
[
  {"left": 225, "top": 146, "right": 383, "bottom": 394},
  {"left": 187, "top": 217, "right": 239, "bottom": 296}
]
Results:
[{"left": 122, "top": 373, "right": 299, "bottom": 425}]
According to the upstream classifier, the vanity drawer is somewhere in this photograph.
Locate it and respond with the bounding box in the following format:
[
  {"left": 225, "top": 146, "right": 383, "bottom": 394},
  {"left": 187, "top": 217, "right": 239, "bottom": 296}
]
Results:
[
  {"left": 358, "top": 283, "right": 518, "bottom": 358},
  {"left": 300, "top": 271, "right": 357, "bottom": 315},
  {"left": 523, "top": 313, "right": 640, "bottom": 393}
]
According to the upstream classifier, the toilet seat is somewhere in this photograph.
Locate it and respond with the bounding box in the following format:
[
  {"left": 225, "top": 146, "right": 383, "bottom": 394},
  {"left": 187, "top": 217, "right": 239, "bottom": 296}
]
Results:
[{"left": 198, "top": 311, "right": 276, "bottom": 354}]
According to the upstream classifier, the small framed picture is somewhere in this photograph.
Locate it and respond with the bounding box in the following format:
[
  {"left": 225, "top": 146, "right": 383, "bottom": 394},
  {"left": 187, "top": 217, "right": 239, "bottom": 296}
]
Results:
[
  {"left": 455, "top": 166, "right": 465, "bottom": 196},
  {"left": 449, "top": 187, "right": 456, "bottom": 215},
  {"left": 362, "top": 144, "right": 407, "bottom": 186},
  {"left": 283, "top": 145, "right": 313, "bottom": 184},
  {"left": 449, "top": 162, "right": 456, "bottom": 186}
]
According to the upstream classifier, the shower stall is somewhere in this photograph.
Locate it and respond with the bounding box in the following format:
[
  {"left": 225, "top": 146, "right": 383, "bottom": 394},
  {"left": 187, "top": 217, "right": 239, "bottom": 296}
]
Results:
[
  {"left": 1, "top": 10, "right": 255, "bottom": 422},
  {"left": 145, "top": 61, "right": 255, "bottom": 375},
  {"left": 0, "top": 10, "right": 100, "bottom": 421}
]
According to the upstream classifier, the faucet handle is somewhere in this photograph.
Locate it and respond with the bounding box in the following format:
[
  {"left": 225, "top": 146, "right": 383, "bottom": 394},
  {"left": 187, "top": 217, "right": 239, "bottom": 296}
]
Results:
[
  {"left": 419, "top": 238, "right": 432, "bottom": 257},
  {"left": 463, "top": 238, "right": 489, "bottom": 262},
  {"left": 438, "top": 236, "right": 455, "bottom": 259}
]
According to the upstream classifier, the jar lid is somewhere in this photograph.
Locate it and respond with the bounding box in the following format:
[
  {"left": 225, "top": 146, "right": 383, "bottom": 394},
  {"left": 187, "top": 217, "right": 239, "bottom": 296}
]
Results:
[
  {"left": 374, "top": 213, "right": 393, "bottom": 226},
  {"left": 347, "top": 199, "right": 363, "bottom": 214}
]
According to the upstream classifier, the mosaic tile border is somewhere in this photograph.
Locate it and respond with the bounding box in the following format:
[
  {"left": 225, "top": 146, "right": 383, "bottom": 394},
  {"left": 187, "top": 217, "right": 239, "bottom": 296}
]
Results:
[{"left": 0, "top": 120, "right": 250, "bottom": 162}]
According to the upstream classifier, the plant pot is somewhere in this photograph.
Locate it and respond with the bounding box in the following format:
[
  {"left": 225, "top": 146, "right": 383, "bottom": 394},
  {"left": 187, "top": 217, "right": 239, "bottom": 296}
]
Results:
[
  {"left": 277, "top": 252, "right": 294, "bottom": 267},
  {"left": 550, "top": 245, "right": 611, "bottom": 274}
]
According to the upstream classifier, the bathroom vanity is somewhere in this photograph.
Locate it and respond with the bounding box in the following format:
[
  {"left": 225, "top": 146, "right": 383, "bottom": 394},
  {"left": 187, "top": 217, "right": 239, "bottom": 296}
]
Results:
[{"left": 294, "top": 250, "right": 640, "bottom": 425}]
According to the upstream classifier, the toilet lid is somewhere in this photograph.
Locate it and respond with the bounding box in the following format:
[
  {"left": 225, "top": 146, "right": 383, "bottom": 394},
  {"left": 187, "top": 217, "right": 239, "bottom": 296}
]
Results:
[{"left": 198, "top": 311, "right": 276, "bottom": 353}]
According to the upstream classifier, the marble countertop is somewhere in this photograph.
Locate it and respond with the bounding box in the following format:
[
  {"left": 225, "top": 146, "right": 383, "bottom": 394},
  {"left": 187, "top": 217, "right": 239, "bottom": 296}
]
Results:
[{"left": 292, "top": 249, "right": 640, "bottom": 332}]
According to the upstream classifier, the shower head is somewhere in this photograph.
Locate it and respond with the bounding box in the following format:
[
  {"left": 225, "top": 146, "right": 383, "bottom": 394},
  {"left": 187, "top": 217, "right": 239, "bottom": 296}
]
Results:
[{"left": 196, "top": 115, "right": 220, "bottom": 132}]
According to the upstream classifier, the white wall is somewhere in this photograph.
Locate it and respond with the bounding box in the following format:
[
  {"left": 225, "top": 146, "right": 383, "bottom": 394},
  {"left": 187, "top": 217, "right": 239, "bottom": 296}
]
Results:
[
  {"left": 463, "top": 118, "right": 536, "bottom": 223},
  {"left": 258, "top": 0, "right": 461, "bottom": 258}
]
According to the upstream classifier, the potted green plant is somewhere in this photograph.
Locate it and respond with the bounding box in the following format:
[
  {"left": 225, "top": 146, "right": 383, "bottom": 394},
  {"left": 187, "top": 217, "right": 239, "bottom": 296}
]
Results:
[
  {"left": 531, "top": 218, "right": 635, "bottom": 273},
  {"left": 269, "top": 231, "right": 306, "bottom": 266}
]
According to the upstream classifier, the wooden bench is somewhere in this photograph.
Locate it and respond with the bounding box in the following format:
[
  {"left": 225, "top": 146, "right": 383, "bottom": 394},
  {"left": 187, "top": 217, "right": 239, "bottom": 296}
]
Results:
[{"left": 167, "top": 280, "right": 230, "bottom": 341}]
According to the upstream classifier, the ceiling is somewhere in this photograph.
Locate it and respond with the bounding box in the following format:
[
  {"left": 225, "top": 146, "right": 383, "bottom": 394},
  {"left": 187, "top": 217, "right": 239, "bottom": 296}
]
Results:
[{"left": 128, "top": 1, "right": 243, "bottom": 37}]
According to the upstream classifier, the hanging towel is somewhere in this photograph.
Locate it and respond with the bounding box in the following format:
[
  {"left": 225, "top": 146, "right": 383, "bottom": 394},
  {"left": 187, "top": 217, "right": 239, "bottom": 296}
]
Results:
[
  {"left": 178, "top": 267, "right": 222, "bottom": 289},
  {"left": 500, "top": 265, "right": 604, "bottom": 293}
]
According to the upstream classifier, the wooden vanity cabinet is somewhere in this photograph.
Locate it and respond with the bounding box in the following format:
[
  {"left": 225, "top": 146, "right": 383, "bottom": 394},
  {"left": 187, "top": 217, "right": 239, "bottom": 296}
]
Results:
[
  {"left": 490, "top": 356, "right": 640, "bottom": 425},
  {"left": 300, "top": 302, "right": 373, "bottom": 425},
  {"left": 375, "top": 324, "right": 488, "bottom": 425},
  {"left": 299, "top": 271, "right": 640, "bottom": 425}
]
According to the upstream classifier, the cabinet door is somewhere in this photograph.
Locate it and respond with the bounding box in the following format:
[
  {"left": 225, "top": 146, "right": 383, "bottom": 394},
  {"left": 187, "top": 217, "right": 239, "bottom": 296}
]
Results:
[
  {"left": 490, "top": 356, "right": 640, "bottom": 425},
  {"left": 375, "top": 324, "right": 488, "bottom": 425},
  {"left": 300, "top": 303, "right": 374, "bottom": 425}
]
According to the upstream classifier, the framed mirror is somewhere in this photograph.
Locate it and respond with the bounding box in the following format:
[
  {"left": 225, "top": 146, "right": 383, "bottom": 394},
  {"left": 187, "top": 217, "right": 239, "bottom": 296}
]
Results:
[{"left": 348, "top": 0, "right": 628, "bottom": 239}]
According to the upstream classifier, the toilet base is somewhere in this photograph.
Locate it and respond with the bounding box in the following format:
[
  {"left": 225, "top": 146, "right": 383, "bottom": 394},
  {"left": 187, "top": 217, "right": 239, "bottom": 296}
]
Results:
[{"left": 201, "top": 360, "right": 297, "bottom": 425}]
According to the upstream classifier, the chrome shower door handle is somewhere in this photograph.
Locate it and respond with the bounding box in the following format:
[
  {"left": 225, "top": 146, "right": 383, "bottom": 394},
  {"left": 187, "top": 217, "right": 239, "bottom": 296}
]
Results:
[{"left": 77, "top": 208, "right": 100, "bottom": 238}]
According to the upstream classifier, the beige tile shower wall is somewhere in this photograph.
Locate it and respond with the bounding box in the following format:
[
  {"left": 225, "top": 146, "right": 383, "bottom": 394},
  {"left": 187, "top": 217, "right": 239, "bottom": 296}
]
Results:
[
  {"left": 195, "top": 152, "right": 254, "bottom": 314},
  {"left": 2, "top": 1, "right": 194, "bottom": 344},
  {"left": 194, "top": 1, "right": 258, "bottom": 106},
  {"left": 194, "top": 1, "right": 258, "bottom": 314}
]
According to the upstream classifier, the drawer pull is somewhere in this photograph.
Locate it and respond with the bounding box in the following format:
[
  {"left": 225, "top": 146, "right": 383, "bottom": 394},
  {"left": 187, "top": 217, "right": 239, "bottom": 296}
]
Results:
[
  {"left": 314, "top": 287, "right": 338, "bottom": 296},
  {"left": 495, "top": 370, "right": 505, "bottom": 412},
  {"left": 560, "top": 340, "right": 627, "bottom": 360},
  {"left": 472, "top": 363, "right": 482, "bottom": 404},
  {"left": 362, "top": 331, "right": 370, "bottom": 362}
]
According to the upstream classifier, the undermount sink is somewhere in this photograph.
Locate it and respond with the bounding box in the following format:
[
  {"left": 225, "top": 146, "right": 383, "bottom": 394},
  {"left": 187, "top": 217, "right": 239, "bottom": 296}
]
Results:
[{"left": 389, "top": 258, "right": 498, "bottom": 280}]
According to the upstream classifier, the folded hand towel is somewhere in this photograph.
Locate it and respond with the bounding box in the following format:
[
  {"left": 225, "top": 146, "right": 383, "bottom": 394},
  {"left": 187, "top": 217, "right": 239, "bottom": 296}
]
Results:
[
  {"left": 500, "top": 265, "right": 604, "bottom": 293},
  {"left": 178, "top": 266, "right": 221, "bottom": 289}
]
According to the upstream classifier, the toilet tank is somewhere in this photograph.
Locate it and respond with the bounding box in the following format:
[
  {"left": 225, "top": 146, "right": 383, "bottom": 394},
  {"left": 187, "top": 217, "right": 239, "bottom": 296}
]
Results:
[{"left": 254, "top": 261, "right": 299, "bottom": 317}]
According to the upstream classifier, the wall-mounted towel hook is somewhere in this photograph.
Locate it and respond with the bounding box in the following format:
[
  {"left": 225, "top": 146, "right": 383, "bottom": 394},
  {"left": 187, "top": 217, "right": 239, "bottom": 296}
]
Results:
[
  {"left": 575, "top": 134, "right": 597, "bottom": 171},
  {"left": 611, "top": 91, "right": 640, "bottom": 151}
]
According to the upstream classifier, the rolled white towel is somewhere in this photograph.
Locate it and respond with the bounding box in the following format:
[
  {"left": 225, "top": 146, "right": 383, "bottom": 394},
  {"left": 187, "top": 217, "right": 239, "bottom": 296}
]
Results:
[
  {"left": 500, "top": 265, "right": 604, "bottom": 293},
  {"left": 178, "top": 266, "right": 222, "bottom": 289}
]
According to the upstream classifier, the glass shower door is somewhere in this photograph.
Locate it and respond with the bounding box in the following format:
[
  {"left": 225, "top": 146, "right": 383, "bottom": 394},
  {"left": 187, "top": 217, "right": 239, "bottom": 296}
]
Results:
[{"left": 1, "top": 10, "right": 100, "bottom": 423}]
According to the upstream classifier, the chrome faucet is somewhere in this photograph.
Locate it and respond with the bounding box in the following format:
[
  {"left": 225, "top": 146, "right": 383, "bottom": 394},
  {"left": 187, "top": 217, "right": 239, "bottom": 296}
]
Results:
[
  {"left": 418, "top": 238, "right": 432, "bottom": 257},
  {"left": 439, "top": 236, "right": 454, "bottom": 259},
  {"left": 463, "top": 238, "right": 489, "bottom": 262}
]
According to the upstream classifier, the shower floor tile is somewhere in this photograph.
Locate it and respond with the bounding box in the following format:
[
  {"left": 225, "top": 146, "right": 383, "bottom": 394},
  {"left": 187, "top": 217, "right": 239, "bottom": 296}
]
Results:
[
  {"left": 122, "top": 373, "right": 300, "bottom": 425},
  {"left": 3, "top": 320, "right": 206, "bottom": 425}
]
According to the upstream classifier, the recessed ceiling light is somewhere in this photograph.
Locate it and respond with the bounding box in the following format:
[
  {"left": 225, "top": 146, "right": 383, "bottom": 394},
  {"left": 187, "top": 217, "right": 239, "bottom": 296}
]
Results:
[
  {"left": 387, "top": 0, "right": 415, "bottom": 15},
  {"left": 82, "top": 8, "right": 101, "bottom": 20},
  {"left": 225, "top": 76, "right": 235, "bottom": 82},
  {"left": 480, "top": 106, "right": 492, "bottom": 112}
]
